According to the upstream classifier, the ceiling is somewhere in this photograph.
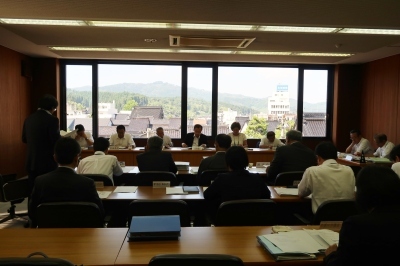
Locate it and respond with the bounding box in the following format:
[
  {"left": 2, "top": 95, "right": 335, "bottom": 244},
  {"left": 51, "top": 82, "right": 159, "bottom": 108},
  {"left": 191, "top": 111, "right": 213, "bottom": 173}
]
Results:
[{"left": 1, "top": 0, "right": 400, "bottom": 64}]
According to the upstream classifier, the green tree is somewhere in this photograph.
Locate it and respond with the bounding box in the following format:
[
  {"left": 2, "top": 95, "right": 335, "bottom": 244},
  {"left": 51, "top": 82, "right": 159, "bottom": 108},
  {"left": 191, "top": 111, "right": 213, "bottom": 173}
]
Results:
[
  {"left": 122, "top": 99, "right": 138, "bottom": 110},
  {"left": 244, "top": 116, "right": 268, "bottom": 139}
]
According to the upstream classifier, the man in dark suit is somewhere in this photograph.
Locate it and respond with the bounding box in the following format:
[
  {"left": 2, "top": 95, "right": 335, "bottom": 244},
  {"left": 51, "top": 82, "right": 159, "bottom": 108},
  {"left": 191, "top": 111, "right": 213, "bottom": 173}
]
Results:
[
  {"left": 197, "top": 134, "right": 231, "bottom": 181},
  {"left": 182, "top": 124, "right": 208, "bottom": 148},
  {"left": 137, "top": 136, "right": 177, "bottom": 173},
  {"left": 29, "top": 137, "right": 104, "bottom": 226},
  {"left": 266, "top": 130, "right": 316, "bottom": 185},
  {"left": 22, "top": 94, "right": 61, "bottom": 191}
]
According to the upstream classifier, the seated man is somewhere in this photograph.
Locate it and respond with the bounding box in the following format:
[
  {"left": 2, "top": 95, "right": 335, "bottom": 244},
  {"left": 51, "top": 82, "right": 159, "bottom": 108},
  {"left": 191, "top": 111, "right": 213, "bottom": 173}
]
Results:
[
  {"left": 70, "top": 124, "right": 94, "bottom": 148},
  {"left": 324, "top": 166, "right": 400, "bottom": 266},
  {"left": 266, "top": 130, "right": 316, "bottom": 185},
  {"left": 109, "top": 125, "right": 136, "bottom": 148},
  {"left": 182, "top": 124, "right": 208, "bottom": 148},
  {"left": 298, "top": 141, "right": 355, "bottom": 215},
  {"left": 136, "top": 136, "right": 177, "bottom": 173},
  {"left": 156, "top": 127, "right": 173, "bottom": 148},
  {"left": 29, "top": 137, "right": 104, "bottom": 226},
  {"left": 345, "top": 129, "right": 373, "bottom": 156},
  {"left": 197, "top": 134, "right": 231, "bottom": 180},
  {"left": 204, "top": 146, "right": 270, "bottom": 220},
  {"left": 389, "top": 144, "right": 400, "bottom": 178},
  {"left": 373, "top": 133, "right": 394, "bottom": 159},
  {"left": 77, "top": 137, "right": 124, "bottom": 185},
  {"left": 259, "top": 131, "right": 285, "bottom": 149}
]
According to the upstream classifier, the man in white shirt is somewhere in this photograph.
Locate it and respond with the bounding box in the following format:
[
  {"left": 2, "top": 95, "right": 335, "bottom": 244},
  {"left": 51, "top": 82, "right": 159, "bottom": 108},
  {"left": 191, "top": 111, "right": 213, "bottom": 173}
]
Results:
[
  {"left": 390, "top": 144, "right": 400, "bottom": 178},
  {"left": 77, "top": 137, "right": 123, "bottom": 185},
  {"left": 298, "top": 141, "right": 355, "bottom": 214},
  {"left": 109, "top": 125, "right": 135, "bottom": 148},
  {"left": 259, "top": 131, "right": 285, "bottom": 149},
  {"left": 345, "top": 129, "right": 373, "bottom": 156},
  {"left": 70, "top": 124, "right": 94, "bottom": 148},
  {"left": 373, "top": 133, "right": 395, "bottom": 159},
  {"left": 156, "top": 127, "right": 173, "bottom": 148}
]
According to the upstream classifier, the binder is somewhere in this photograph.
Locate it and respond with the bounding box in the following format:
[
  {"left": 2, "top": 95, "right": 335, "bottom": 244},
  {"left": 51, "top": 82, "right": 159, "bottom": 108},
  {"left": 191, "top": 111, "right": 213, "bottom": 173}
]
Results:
[
  {"left": 183, "top": 186, "right": 199, "bottom": 193},
  {"left": 129, "top": 215, "right": 181, "bottom": 240}
]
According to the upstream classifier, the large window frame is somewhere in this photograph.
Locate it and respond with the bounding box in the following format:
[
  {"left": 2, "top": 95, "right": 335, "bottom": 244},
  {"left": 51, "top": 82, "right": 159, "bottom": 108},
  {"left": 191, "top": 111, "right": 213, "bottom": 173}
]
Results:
[{"left": 60, "top": 60, "right": 334, "bottom": 140}]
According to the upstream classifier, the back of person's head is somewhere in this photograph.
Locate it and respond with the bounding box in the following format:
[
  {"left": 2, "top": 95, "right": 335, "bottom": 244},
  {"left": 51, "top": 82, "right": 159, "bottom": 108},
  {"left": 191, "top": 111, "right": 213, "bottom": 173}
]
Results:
[
  {"left": 315, "top": 141, "right": 337, "bottom": 160},
  {"left": 93, "top": 137, "right": 110, "bottom": 152},
  {"left": 147, "top": 136, "right": 163, "bottom": 150},
  {"left": 116, "top": 125, "right": 125, "bottom": 131},
  {"left": 230, "top": 122, "right": 241, "bottom": 130},
  {"left": 373, "top": 133, "right": 387, "bottom": 143},
  {"left": 54, "top": 137, "right": 81, "bottom": 165},
  {"left": 193, "top": 124, "right": 202, "bottom": 130},
  {"left": 286, "top": 130, "right": 302, "bottom": 142},
  {"left": 215, "top": 134, "right": 231, "bottom": 149},
  {"left": 356, "top": 166, "right": 400, "bottom": 211},
  {"left": 38, "top": 94, "right": 58, "bottom": 111},
  {"left": 350, "top": 129, "right": 361, "bottom": 136},
  {"left": 389, "top": 144, "right": 400, "bottom": 162},
  {"left": 75, "top": 124, "right": 84, "bottom": 132},
  {"left": 225, "top": 146, "right": 249, "bottom": 170}
]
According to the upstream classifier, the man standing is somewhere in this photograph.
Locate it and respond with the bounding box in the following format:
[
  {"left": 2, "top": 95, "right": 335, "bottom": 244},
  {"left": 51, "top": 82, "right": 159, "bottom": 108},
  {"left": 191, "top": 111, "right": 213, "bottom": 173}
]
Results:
[
  {"left": 77, "top": 137, "right": 123, "bottom": 185},
  {"left": 22, "top": 94, "right": 61, "bottom": 190},
  {"left": 345, "top": 129, "right": 373, "bottom": 156},
  {"left": 137, "top": 136, "right": 177, "bottom": 173},
  {"left": 266, "top": 130, "right": 316, "bottom": 185},
  {"left": 182, "top": 124, "right": 208, "bottom": 148},
  {"left": 109, "top": 125, "right": 135, "bottom": 148},
  {"left": 29, "top": 137, "right": 104, "bottom": 226},
  {"left": 259, "top": 131, "right": 285, "bottom": 149},
  {"left": 373, "top": 133, "right": 394, "bottom": 159},
  {"left": 156, "top": 127, "right": 173, "bottom": 148},
  {"left": 298, "top": 142, "right": 355, "bottom": 214}
]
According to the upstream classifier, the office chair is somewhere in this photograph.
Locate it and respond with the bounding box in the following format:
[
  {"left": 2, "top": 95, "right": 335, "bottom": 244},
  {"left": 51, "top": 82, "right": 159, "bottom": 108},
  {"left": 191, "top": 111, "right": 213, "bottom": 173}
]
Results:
[
  {"left": 128, "top": 199, "right": 191, "bottom": 227},
  {"left": 198, "top": 170, "right": 227, "bottom": 186},
  {"left": 149, "top": 254, "right": 244, "bottom": 266},
  {"left": 274, "top": 171, "right": 304, "bottom": 187},
  {"left": 0, "top": 252, "right": 74, "bottom": 266},
  {"left": 214, "top": 199, "right": 277, "bottom": 226},
  {"left": 36, "top": 202, "right": 104, "bottom": 228},
  {"left": 129, "top": 171, "right": 178, "bottom": 186},
  {"left": 295, "top": 199, "right": 359, "bottom": 225},
  {"left": 0, "top": 174, "right": 29, "bottom": 224},
  {"left": 82, "top": 173, "right": 114, "bottom": 186}
]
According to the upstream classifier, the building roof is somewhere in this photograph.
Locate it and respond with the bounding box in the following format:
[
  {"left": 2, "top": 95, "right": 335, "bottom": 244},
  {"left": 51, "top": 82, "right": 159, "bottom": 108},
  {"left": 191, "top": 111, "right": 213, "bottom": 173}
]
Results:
[
  {"left": 130, "top": 106, "right": 164, "bottom": 119},
  {"left": 303, "top": 119, "right": 326, "bottom": 137}
]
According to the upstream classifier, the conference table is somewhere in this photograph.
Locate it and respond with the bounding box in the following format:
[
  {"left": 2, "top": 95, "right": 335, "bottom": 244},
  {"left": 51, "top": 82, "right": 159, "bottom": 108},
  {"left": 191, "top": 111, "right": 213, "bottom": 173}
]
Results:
[{"left": 81, "top": 147, "right": 275, "bottom": 166}]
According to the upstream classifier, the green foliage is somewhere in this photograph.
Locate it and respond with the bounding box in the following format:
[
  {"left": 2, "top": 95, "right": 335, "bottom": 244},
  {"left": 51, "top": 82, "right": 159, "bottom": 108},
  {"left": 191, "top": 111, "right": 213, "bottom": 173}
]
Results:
[
  {"left": 244, "top": 116, "right": 268, "bottom": 139},
  {"left": 123, "top": 99, "right": 138, "bottom": 110}
]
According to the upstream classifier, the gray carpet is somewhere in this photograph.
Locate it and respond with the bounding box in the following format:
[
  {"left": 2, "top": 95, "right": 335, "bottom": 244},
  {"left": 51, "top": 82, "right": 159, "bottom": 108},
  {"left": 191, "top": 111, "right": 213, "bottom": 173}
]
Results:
[{"left": 0, "top": 199, "right": 28, "bottom": 229}]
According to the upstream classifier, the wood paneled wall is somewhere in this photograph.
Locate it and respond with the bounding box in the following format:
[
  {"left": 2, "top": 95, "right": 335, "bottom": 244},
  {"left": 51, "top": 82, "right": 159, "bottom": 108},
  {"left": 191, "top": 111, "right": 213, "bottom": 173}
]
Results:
[{"left": 0, "top": 46, "right": 32, "bottom": 177}]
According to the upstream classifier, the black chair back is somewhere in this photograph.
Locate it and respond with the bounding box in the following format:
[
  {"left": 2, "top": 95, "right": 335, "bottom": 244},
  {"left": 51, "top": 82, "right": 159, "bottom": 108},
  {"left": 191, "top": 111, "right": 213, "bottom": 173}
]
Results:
[
  {"left": 130, "top": 171, "right": 177, "bottom": 186},
  {"left": 274, "top": 171, "right": 304, "bottom": 187},
  {"left": 0, "top": 174, "right": 29, "bottom": 224},
  {"left": 36, "top": 202, "right": 104, "bottom": 228},
  {"left": 198, "top": 170, "right": 227, "bottom": 186},
  {"left": 312, "top": 199, "right": 359, "bottom": 225},
  {"left": 214, "top": 199, "right": 277, "bottom": 226},
  {"left": 128, "top": 199, "right": 191, "bottom": 227},
  {"left": 0, "top": 252, "right": 74, "bottom": 266},
  {"left": 149, "top": 254, "right": 244, "bottom": 266},
  {"left": 82, "top": 174, "right": 113, "bottom": 186}
]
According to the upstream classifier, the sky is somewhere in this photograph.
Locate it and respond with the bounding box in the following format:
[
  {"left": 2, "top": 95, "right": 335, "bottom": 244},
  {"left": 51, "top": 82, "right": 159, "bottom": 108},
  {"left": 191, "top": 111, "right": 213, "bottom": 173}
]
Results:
[{"left": 66, "top": 64, "right": 328, "bottom": 103}]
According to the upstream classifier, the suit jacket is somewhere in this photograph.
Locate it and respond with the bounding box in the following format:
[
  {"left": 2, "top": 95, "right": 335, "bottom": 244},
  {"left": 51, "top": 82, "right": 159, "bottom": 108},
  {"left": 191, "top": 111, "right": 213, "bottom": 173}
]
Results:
[
  {"left": 197, "top": 151, "right": 227, "bottom": 180},
  {"left": 22, "top": 109, "right": 60, "bottom": 175},
  {"left": 183, "top": 133, "right": 208, "bottom": 147},
  {"left": 324, "top": 205, "right": 400, "bottom": 266},
  {"left": 29, "top": 167, "right": 105, "bottom": 224},
  {"left": 136, "top": 150, "right": 178, "bottom": 173},
  {"left": 266, "top": 141, "right": 316, "bottom": 184}
]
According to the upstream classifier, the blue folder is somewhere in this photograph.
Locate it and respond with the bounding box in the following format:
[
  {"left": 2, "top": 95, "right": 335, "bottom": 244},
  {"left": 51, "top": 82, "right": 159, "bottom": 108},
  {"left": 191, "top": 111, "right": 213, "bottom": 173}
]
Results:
[{"left": 129, "top": 215, "right": 181, "bottom": 240}]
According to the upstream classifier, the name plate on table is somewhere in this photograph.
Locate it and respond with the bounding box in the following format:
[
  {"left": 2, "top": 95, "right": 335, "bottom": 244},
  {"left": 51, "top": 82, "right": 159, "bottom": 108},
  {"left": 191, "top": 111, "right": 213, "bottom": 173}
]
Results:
[{"left": 153, "top": 181, "right": 171, "bottom": 188}]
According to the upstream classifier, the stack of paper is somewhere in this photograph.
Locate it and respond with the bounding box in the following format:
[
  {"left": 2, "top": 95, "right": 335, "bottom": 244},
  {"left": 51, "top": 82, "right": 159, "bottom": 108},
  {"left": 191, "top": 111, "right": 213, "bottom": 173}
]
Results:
[
  {"left": 97, "top": 191, "right": 112, "bottom": 199},
  {"left": 274, "top": 187, "right": 299, "bottom": 196},
  {"left": 175, "top": 161, "right": 190, "bottom": 171},
  {"left": 166, "top": 187, "right": 188, "bottom": 195},
  {"left": 113, "top": 186, "right": 138, "bottom": 193}
]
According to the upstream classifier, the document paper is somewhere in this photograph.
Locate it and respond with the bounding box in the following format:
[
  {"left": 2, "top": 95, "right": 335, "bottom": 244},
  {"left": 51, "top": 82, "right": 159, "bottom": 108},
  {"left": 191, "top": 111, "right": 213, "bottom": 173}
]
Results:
[{"left": 113, "top": 186, "right": 138, "bottom": 193}]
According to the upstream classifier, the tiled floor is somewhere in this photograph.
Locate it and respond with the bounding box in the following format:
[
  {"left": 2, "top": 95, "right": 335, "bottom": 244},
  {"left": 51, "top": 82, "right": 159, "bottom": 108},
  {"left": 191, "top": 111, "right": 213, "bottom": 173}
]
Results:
[{"left": 0, "top": 199, "right": 28, "bottom": 229}]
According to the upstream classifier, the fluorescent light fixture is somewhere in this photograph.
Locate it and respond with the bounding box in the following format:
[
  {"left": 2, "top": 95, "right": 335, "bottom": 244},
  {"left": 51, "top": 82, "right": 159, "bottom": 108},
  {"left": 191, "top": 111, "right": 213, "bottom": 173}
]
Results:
[
  {"left": 238, "top": 51, "right": 292, "bottom": 55},
  {"left": 90, "top": 21, "right": 169, "bottom": 28},
  {"left": 176, "top": 23, "right": 253, "bottom": 31},
  {"left": 0, "top": 18, "right": 86, "bottom": 26},
  {"left": 49, "top": 47, "right": 111, "bottom": 51},
  {"left": 178, "top": 49, "right": 232, "bottom": 54},
  {"left": 258, "top": 26, "right": 338, "bottom": 33},
  {"left": 296, "top": 52, "right": 353, "bottom": 57},
  {"left": 115, "top": 48, "right": 172, "bottom": 53},
  {"left": 338, "top": 28, "right": 400, "bottom": 35}
]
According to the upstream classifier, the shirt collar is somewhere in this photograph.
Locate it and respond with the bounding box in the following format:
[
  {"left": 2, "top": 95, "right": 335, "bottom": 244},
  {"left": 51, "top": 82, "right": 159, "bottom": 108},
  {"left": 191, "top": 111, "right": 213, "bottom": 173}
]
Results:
[
  {"left": 322, "top": 159, "right": 338, "bottom": 165},
  {"left": 94, "top": 151, "right": 106, "bottom": 155},
  {"left": 38, "top": 108, "right": 53, "bottom": 115}
]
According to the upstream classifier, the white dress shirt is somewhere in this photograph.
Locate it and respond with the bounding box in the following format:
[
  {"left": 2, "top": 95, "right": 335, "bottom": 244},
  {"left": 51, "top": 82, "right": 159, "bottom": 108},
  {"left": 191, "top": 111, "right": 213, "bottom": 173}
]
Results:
[
  {"left": 162, "top": 135, "right": 173, "bottom": 147},
  {"left": 109, "top": 133, "right": 135, "bottom": 147},
  {"left": 392, "top": 162, "right": 400, "bottom": 179},
  {"left": 259, "top": 137, "right": 285, "bottom": 147},
  {"left": 228, "top": 132, "right": 247, "bottom": 146},
  {"left": 351, "top": 137, "right": 373, "bottom": 154},
  {"left": 70, "top": 131, "right": 93, "bottom": 147},
  {"left": 373, "top": 141, "right": 395, "bottom": 159},
  {"left": 77, "top": 151, "right": 123, "bottom": 184},
  {"left": 298, "top": 159, "right": 355, "bottom": 214}
]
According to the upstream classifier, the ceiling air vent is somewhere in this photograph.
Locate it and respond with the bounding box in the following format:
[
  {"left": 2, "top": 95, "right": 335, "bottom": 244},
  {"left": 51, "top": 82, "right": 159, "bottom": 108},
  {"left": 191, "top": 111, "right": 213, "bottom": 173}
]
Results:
[{"left": 169, "top": 35, "right": 255, "bottom": 48}]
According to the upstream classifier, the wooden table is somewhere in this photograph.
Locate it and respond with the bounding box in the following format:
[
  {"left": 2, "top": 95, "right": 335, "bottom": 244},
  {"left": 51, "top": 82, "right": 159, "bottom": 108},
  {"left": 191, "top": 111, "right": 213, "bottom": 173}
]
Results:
[
  {"left": 0, "top": 228, "right": 128, "bottom": 266},
  {"left": 115, "top": 226, "right": 323, "bottom": 266},
  {"left": 337, "top": 158, "right": 392, "bottom": 168},
  {"left": 81, "top": 148, "right": 275, "bottom": 166}
]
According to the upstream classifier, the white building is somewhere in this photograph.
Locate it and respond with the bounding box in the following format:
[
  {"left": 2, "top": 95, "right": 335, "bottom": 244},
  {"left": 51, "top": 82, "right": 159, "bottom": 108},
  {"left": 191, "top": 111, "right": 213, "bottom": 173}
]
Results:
[
  {"left": 98, "top": 100, "right": 118, "bottom": 118},
  {"left": 221, "top": 109, "right": 238, "bottom": 126},
  {"left": 268, "top": 85, "right": 290, "bottom": 120}
]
